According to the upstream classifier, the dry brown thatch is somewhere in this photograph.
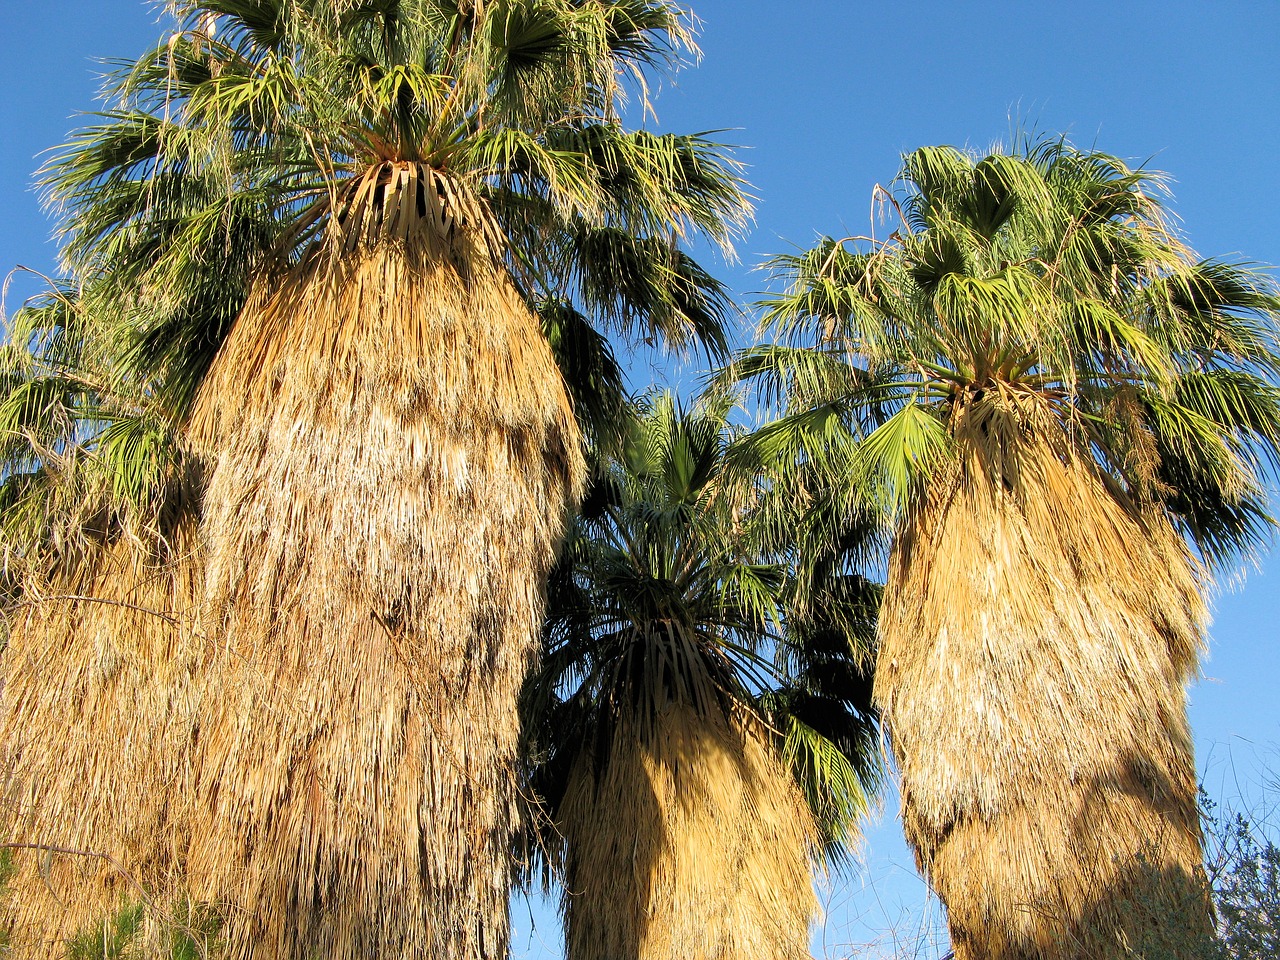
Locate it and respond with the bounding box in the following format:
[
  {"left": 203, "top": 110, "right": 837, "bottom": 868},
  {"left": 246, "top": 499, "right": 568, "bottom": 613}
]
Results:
[
  {"left": 182, "top": 167, "right": 584, "bottom": 960},
  {"left": 557, "top": 702, "right": 818, "bottom": 960},
  {"left": 0, "top": 533, "right": 204, "bottom": 958},
  {"left": 876, "top": 397, "right": 1211, "bottom": 960}
]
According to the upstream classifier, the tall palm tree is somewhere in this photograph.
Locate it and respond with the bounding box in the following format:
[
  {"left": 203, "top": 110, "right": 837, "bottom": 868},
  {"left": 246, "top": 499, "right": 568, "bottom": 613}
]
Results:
[
  {"left": 521, "top": 393, "right": 883, "bottom": 960},
  {"left": 2, "top": 2, "right": 746, "bottom": 958},
  {"left": 734, "top": 139, "right": 1280, "bottom": 960}
]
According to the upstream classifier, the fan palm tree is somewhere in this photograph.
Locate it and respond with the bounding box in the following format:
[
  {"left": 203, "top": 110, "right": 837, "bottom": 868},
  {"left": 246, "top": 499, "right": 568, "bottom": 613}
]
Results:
[
  {"left": 2, "top": 2, "right": 746, "bottom": 958},
  {"left": 733, "top": 139, "right": 1280, "bottom": 960},
  {"left": 0, "top": 279, "right": 209, "bottom": 957},
  {"left": 521, "top": 392, "right": 883, "bottom": 960}
]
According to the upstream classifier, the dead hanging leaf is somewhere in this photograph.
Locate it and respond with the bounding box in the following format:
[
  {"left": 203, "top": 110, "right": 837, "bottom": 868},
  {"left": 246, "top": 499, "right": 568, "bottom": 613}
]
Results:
[
  {"left": 182, "top": 218, "right": 583, "bottom": 960},
  {"left": 877, "top": 412, "right": 1210, "bottom": 960}
]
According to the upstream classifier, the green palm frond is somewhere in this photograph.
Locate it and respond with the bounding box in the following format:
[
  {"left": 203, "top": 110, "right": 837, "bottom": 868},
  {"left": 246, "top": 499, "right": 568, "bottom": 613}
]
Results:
[
  {"left": 735, "top": 137, "right": 1280, "bottom": 568},
  {"left": 856, "top": 401, "right": 954, "bottom": 518},
  {"left": 772, "top": 708, "right": 878, "bottom": 867},
  {"left": 522, "top": 392, "right": 886, "bottom": 885},
  {"left": 539, "top": 299, "right": 628, "bottom": 454},
  {"left": 0, "top": 275, "right": 197, "bottom": 581}
]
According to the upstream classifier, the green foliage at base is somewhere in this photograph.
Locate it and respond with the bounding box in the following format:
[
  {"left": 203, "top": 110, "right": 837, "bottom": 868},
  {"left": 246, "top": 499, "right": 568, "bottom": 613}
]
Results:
[
  {"left": 1209, "top": 807, "right": 1280, "bottom": 960},
  {"left": 65, "top": 902, "right": 220, "bottom": 960},
  {"left": 67, "top": 904, "right": 143, "bottom": 960}
]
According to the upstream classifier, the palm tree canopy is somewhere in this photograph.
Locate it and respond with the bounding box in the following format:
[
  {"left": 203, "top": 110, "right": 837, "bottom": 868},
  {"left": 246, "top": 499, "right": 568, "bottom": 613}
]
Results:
[
  {"left": 40, "top": 0, "right": 745, "bottom": 414},
  {"left": 522, "top": 392, "right": 883, "bottom": 875},
  {"left": 736, "top": 139, "right": 1280, "bottom": 567},
  {"left": 4, "top": 0, "right": 748, "bottom": 565},
  {"left": 0, "top": 281, "right": 191, "bottom": 582}
]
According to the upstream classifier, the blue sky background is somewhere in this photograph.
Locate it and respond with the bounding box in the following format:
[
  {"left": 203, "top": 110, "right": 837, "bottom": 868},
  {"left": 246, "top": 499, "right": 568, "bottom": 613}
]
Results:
[{"left": 1, "top": 3, "right": 1277, "bottom": 958}]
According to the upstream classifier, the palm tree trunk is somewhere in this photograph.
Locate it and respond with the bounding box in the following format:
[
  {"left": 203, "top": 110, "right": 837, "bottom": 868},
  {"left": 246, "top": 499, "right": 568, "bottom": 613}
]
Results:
[
  {"left": 876, "top": 434, "right": 1213, "bottom": 960},
  {"left": 558, "top": 703, "right": 817, "bottom": 960},
  {"left": 184, "top": 239, "right": 583, "bottom": 960}
]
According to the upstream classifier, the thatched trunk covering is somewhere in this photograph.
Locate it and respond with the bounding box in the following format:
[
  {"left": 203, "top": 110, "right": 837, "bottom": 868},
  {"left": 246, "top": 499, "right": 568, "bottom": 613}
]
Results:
[
  {"left": 0, "top": 537, "right": 204, "bottom": 958},
  {"left": 876, "top": 419, "right": 1211, "bottom": 960},
  {"left": 183, "top": 169, "right": 584, "bottom": 960},
  {"left": 557, "top": 703, "right": 817, "bottom": 960}
]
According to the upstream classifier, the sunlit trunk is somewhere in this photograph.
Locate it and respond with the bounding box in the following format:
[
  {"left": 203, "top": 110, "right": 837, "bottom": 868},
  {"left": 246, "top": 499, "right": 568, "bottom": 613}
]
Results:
[
  {"left": 877, "top": 419, "right": 1212, "bottom": 960},
  {"left": 558, "top": 702, "right": 817, "bottom": 960},
  {"left": 184, "top": 171, "right": 584, "bottom": 960}
]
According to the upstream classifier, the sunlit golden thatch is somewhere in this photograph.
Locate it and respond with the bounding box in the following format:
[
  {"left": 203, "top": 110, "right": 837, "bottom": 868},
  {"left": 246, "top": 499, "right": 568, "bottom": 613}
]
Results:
[
  {"left": 0, "top": 532, "right": 203, "bottom": 959},
  {"left": 182, "top": 163, "right": 584, "bottom": 960},
  {"left": 557, "top": 703, "right": 818, "bottom": 960},
  {"left": 877, "top": 395, "right": 1210, "bottom": 960}
]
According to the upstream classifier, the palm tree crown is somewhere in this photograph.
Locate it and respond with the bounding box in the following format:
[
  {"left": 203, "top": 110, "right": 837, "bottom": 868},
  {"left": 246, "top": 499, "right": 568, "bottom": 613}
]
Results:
[
  {"left": 44, "top": 0, "right": 746, "bottom": 422},
  {"left": 4, "top": 0, "right": 747, "bottom": 567},
  {"left": 745, "top": 140, "right": 1280, "bottom": 556}
]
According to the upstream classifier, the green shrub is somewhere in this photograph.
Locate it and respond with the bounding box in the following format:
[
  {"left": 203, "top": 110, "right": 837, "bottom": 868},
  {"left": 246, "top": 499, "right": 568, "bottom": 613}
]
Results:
[
  {"left": 1210, "top": 811, "right": 1280, "bottom": 960},
  {"left": 63, "top": 901, "right": 220, "bottom": 960}
]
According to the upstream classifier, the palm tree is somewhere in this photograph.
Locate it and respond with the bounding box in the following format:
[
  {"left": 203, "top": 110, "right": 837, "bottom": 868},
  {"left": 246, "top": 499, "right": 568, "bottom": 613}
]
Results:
[
  {"left": 2, "top": 2, "right": 746, "bottom": 958},
  {"left": 520, "top": 392, "right": 883, "bottom": 960},
  {"left": 0, "top": 281, "right": 207, "bottom": 957},
  {"left": 734, "top": 139, "right": 1280, "bottom": 960}
]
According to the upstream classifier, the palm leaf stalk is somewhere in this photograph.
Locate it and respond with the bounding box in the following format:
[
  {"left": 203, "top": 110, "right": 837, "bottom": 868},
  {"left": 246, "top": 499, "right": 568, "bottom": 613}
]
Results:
[
  {"left": 1, "top": 2, "right": 746, "bottom": 958},
  {"left": 521, "top": 392, "right": 883, "bottom": 960},
  {"left": 733, "top": 139, "right": 1280, "bottom": 960}
]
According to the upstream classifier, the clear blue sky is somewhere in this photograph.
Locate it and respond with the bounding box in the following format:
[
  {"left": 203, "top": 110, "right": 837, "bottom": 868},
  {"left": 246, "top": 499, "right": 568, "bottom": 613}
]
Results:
[{"left": 2, "top": 3, "right": 1277, "bottom": 958}]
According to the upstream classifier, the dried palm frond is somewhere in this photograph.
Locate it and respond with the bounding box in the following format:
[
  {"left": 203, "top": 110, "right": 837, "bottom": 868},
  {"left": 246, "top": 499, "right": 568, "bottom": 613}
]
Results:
[
  {"left": 182, "top": 168, "right": 584, "bottom": 960},
  {"left": 877, "top": 396, "right": 1210, "bottom": 960},
  {"left": 558, "top": 703, "right": 817, "bottom": 960},
  {"left": 0, "top": 531, "right": 204, "bottom": 959}
]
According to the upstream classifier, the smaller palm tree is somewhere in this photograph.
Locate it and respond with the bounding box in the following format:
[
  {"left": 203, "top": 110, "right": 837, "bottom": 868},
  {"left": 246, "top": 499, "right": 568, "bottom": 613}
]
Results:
[
  {"left": 520, "top": 392, "right": 884, "bottom": 960},
  {"left": 0, "top": 280, "right": 205, "bottom": 956}
]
